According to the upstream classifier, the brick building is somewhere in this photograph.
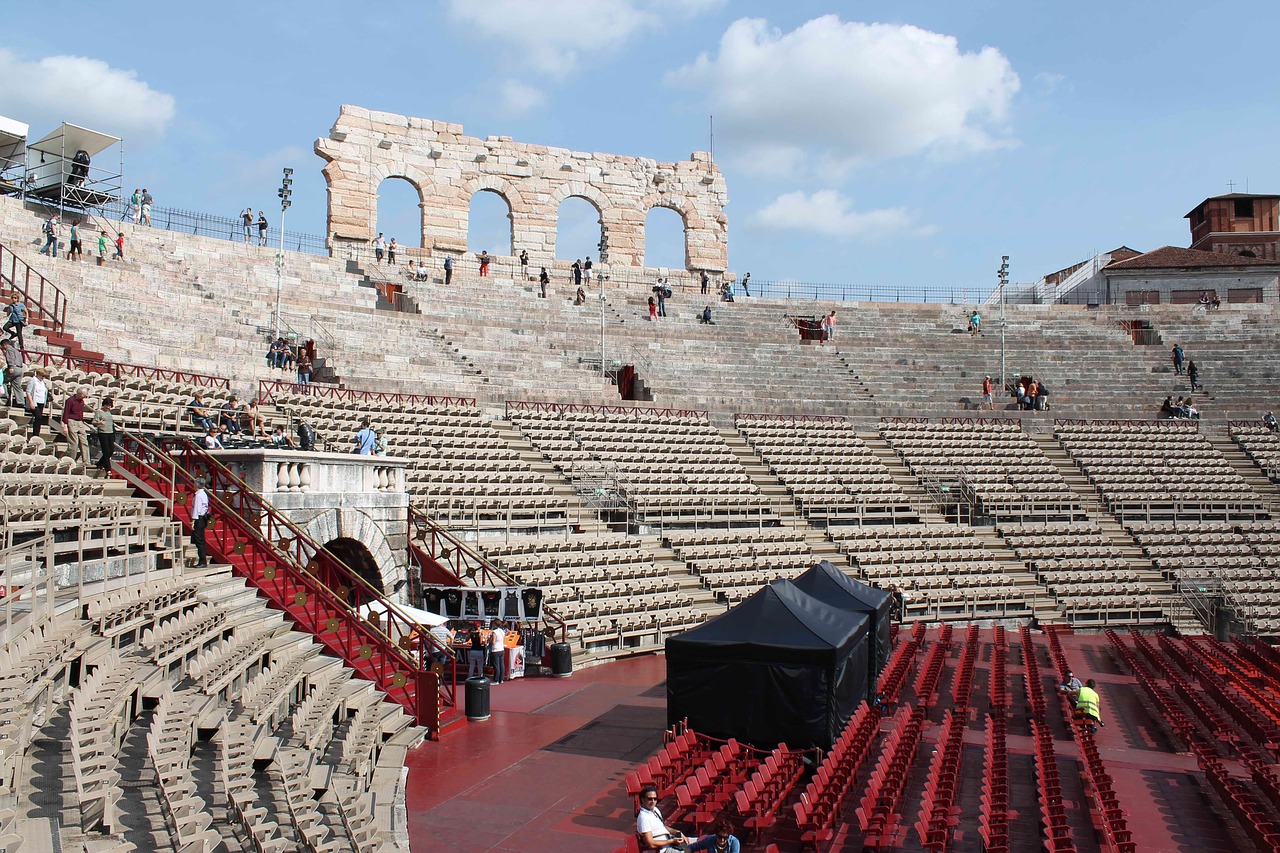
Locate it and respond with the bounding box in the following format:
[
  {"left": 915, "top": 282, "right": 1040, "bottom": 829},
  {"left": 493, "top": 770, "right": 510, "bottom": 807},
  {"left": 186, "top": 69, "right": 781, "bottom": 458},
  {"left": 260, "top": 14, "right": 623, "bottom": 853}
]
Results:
[{"left": 1185, "top": 193, "right": 1280, "bottom": 259}]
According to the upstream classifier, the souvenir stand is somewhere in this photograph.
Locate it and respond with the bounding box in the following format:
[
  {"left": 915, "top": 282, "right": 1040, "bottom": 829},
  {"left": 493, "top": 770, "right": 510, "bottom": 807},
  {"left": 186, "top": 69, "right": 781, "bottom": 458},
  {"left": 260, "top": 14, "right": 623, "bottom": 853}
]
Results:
[{"left": 421, "top": 585, "right": 547, "bottom": 678}]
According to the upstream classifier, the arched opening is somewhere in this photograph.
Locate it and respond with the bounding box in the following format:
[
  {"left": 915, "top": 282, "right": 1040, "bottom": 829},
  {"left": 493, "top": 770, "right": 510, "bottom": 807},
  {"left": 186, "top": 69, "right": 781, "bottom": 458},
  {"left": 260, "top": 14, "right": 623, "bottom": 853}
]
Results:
[
  {"left": 468, "top": 189, "right": 513, "bottom": 257},
  {"left": 644, "top": 206, "right": 687, "bottom": 269},
  {"left": 321, "top": 537, "right": 384, "bottom": 605},
  {"left": 375, "top": 177, "right": 422, "bottom": 248},
  {"left": 1239, "top": 250, "right": 1258, "bottom": 258},
  {"left": 556, "top": 196, "right": 603, "bottom": 263}
]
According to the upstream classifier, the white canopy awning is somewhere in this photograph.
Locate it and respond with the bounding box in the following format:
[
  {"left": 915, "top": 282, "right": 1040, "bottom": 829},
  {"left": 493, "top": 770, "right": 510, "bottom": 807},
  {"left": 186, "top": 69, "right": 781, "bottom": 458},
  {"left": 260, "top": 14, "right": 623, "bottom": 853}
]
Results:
[
  {"left": 0, "top": 116, "right": 28, "bottom": 167},
  {"left": 357, "top": 599, "right": 448, "bottom": 626},
  {"left": 28, "top": 122, "right": 120, "bottom": 158}
]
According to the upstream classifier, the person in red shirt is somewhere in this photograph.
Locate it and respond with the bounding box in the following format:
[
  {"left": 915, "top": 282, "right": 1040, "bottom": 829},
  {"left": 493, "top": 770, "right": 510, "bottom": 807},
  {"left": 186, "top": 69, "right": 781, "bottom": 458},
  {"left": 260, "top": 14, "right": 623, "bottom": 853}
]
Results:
[
  {"left": 982, "top": 375, "right": 994, "bottom": 410},
  {"left": 62, "top": 387, "right": 91, "bottom": 464}
]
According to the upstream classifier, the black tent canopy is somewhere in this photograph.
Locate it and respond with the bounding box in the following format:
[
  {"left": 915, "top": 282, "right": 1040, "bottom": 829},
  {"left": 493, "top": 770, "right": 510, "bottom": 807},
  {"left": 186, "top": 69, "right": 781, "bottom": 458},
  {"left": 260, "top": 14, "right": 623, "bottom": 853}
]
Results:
[
  {"left": 666, "top": 579, "right": 869, "bottom": 750},
  {"left": 791, "top": 561, "right": 892, "bottom": 697}
]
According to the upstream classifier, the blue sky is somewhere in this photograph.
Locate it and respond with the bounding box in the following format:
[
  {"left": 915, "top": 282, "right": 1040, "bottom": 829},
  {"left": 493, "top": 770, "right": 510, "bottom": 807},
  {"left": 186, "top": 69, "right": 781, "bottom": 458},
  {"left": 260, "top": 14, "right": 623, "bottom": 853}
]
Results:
[{"left": 3, "top": 1, "right": 1279, "bottom": 293}]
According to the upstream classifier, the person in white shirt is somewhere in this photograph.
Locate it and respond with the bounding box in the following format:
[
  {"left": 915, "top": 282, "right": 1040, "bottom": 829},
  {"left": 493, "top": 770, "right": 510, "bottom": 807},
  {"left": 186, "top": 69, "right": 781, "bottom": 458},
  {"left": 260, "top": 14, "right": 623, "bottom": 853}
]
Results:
[
  {"left": 489, "top": 621, "right": 507, "bottom": 684},
  {"left": 24, "top": 367, "right": 50, "bottom": 436},
  {"left": 636, "top": 785, "right": 689, "bottom": 851},
  {"left": 203, "top": 427, "right": 225, "bottom": 450},
  {"left": 191, "top": 479, "right": 211, "bottom": 568}
]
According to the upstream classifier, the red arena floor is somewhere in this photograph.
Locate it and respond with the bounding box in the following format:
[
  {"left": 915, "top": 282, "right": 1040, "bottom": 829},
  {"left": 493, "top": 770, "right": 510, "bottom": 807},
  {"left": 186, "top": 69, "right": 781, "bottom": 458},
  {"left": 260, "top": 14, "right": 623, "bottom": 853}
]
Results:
[{"left": 405, "top": 629, "right": 1274, "bottom": 852}]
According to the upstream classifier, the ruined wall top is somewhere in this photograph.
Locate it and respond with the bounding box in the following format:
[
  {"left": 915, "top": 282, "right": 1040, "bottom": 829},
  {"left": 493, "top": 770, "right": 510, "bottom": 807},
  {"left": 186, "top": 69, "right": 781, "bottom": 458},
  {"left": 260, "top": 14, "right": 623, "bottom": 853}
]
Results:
[{"left": 315, "top": 104, "right": 729, "bottom": 272}]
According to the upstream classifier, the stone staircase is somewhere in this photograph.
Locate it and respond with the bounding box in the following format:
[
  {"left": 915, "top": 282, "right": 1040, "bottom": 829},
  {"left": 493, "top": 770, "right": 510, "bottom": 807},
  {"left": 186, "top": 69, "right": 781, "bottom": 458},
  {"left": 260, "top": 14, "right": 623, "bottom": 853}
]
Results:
[
  {"left": 1207, "top": 431, "right": 1280, "bottom": 510},
  {"left": 717, "top": 428, "right": 802, "bottom": 525}
]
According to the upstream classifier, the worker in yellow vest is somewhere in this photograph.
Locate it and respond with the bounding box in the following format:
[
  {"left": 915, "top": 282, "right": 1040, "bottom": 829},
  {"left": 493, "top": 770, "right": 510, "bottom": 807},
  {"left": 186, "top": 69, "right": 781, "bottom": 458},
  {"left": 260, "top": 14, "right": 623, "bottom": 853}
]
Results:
[{"left": 1069, "top": 679, "right": 1105, "bottom": 733}]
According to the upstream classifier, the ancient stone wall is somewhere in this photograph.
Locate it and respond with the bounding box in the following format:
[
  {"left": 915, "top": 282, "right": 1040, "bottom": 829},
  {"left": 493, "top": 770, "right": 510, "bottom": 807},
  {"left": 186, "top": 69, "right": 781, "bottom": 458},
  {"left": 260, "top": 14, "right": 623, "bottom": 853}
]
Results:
[{"left": 315, "top": 104, "right": 728, "bottom": 272}]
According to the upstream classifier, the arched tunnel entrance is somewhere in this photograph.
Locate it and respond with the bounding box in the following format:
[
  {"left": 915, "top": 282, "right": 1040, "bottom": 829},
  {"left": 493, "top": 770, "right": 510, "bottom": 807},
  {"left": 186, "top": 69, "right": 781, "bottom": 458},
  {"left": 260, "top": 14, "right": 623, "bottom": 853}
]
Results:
[{"left": 321, "top": 537, "right": 384, "bottom": 605}]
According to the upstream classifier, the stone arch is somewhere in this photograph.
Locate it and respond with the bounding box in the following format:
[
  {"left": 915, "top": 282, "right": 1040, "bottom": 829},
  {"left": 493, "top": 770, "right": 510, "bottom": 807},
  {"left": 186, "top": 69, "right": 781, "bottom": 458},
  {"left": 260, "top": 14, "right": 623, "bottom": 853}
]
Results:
[
  {"left": 641, "top": 193, "right": 697, "bottom": 269},
  {"left": 548, "top": 183, "right": 620, "bottom": 263},
  {"left": 643, "top": 206, "right": 689, "bottom": 270},
  {"left": 297, "top": 507, "right": 405, "bottom": 599},
  {"left": 467, "top": 188, "right": 515, "bottom": 256},
  {"left": 375, "top": 175, "right": 426, "bottom": 249},
  {"left": 322, "top": 537, "right": 382, "bottom": 605},
  {"left": 548, "top": 181, "right": 613, "bottom": 216},
  {"left": 462, "top": 175, "right": 530, "bottom": 215}
]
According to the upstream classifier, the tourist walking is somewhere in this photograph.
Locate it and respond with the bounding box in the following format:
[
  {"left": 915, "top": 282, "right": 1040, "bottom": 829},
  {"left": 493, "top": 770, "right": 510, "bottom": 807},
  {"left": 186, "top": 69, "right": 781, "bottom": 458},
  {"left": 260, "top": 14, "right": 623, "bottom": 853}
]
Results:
[
  {"left": 39, "top": 215, "right": 58, "bottom": 256},
  {"left": 257, "top": 211, "right": 268, "bottom": 245},
  {"left": 24, "top": 368, "right": 49, "bottom": 436},
  {"left": 62, "top": 387, "right": 91, "bottom": 465},
  {"left": 67, "top": 219, "right": 83, "bottom": 261},
  {"left": 191, "top": 478, "right": 211, "bottom": 568},
  {"left": 92, "top": 397, "right": 116, "bottom": 473},
  {"left": 140, "top": 189, "right": 154, "bottom": 225},
  {"left": 3, "top": 338, "right": 24, "bottom": 408},
  {"left": 3, "top": 299, "right": 27, "bottom": 349},
  {"left": 123, "top": 188, "right": 140, "bottom": 223}
]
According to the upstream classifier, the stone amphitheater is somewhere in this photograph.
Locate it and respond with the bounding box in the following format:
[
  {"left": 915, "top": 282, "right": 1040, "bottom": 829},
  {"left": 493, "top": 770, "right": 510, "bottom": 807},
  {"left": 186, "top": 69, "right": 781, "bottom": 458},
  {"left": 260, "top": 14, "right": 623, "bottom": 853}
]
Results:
[{"left": 5, "top": 144, "right": 1280, "bottom": 853}]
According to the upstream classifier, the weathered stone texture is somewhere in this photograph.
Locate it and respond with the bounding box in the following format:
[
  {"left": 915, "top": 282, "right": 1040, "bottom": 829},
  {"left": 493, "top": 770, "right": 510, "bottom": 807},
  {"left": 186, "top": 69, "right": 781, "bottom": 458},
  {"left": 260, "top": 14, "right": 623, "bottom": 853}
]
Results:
[{"left": 315, "top": 104, "right": 728, "bottom": 272}]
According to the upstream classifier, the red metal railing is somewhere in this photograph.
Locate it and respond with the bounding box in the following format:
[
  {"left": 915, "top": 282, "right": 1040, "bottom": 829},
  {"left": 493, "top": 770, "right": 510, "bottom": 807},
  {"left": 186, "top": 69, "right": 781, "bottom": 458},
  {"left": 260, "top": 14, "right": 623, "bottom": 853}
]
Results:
[
  {"left": 734, "top": 412, "right": 848, "bottom": 425},
  {"left": 408, "top": 505, "right": 567, "bottom": 643},
  {"left": 0, "top": 242, "right": 69, "bottom": 335},
  {"left": 257, "top": 379, "right": 475, "bottom": 408},
  {"left": 113, "top": 430, "right": 457, "bottom": 735},
  {"left": 506, "top": 400, "right": 708, "bottom": 419},
  {"left": 1053, "top": 418, "right": 1198, "bottom": 430},
  {"left": 21, "top": 349, "right": 231, "bottom": 389}
]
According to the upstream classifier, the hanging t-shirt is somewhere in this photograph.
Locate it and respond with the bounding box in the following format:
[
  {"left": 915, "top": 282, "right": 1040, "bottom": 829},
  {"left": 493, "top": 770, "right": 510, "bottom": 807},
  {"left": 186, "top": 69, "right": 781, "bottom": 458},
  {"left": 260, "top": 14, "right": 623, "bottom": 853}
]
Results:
[{"left": 424, "top": 588, "right": 444, "bottom": 614}]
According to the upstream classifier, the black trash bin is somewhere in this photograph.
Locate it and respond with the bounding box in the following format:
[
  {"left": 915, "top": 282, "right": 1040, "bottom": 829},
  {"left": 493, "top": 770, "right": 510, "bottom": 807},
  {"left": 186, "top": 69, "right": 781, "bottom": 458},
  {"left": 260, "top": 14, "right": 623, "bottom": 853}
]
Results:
[
  {"left": 550, "top": 642, "right": 573, "bottom": 678},
  {"left": 465, "top": 676, "right": 491, "bottom": 721}
]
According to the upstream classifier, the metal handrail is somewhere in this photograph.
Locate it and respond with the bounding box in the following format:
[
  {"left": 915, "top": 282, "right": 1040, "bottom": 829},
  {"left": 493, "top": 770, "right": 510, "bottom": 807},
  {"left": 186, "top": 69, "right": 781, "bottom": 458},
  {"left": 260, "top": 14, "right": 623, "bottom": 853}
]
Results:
[
  {"left": 21, "top": 349, "right": 231, "bottom": 389},
  {"left": 0, "top": 241, "right": 68, "bottom": 335},
  {"left": 97, "top": 197, "right": 330, "bottom": 256},
  {"left": 113, "top": 430, "right": 456, "bottom": 728},
  {"left": 407, "top": 505, "right": 568, "bottom": 643},
  {"left": 258, "top": 379, "right": 475, "bottom": 409},
  {"left": 0, "top": 510, "right": 182, "bottom": 645}
]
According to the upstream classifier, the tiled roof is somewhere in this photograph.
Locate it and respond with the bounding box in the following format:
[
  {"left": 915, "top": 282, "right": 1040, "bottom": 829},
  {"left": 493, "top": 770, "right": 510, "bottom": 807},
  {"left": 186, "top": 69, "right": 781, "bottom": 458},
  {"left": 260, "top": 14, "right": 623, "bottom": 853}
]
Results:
[{"left": 1106, "top": 245, "right": 1280, "bottom": 271}]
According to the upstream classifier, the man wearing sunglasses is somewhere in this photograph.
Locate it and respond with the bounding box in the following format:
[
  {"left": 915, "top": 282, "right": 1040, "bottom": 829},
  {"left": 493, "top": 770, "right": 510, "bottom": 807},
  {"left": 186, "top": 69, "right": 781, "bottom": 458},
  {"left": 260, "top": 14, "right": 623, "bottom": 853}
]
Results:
[{"left": 636, "top": 785, "right": 689, "bottom": 851}]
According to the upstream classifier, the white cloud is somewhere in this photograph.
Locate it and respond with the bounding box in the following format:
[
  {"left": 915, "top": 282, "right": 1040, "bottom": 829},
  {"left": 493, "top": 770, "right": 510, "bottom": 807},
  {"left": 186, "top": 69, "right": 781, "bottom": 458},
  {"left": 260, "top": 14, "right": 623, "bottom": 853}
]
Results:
[
  {"left": 1034, "top": 71, "right": 1068, "bottom": 94},
  {"left": 497, "top": 79, "right": 548, "bottom": 117},
  {"left": 0, "top": 49, "right": 175, "bottom": 139},
  {"left": 446, "top": 0, "right": 723, "bottom": 77},
  {"left": 753, "top": 190, "right": 934, "bottom": 240},
  {"left": 668, "top": 16, "right": 1020, "bottom": 176}
]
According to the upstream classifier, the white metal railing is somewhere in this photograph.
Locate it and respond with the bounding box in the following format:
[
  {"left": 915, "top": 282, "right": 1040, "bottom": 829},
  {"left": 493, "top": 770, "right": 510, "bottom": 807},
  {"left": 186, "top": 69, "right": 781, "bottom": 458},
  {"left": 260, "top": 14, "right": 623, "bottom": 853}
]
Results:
[{"left": 0, "top": 512, "right": 182, "bottom": 645}]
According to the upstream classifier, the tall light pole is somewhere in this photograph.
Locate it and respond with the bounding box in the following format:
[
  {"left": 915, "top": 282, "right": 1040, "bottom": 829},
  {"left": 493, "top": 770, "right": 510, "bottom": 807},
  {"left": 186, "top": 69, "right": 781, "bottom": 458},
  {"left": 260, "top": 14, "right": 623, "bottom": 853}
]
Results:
[
  {"left": 274, "top": 167, "right": 293, "bottom": 340},
  {"left": 598, "top": 230, "right": 608, "bottom": 376},
  {"left": 999, "top": 255, "right": 1009, "bottom": 396}
]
